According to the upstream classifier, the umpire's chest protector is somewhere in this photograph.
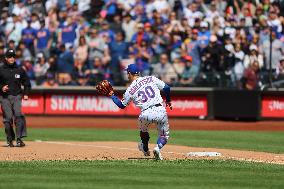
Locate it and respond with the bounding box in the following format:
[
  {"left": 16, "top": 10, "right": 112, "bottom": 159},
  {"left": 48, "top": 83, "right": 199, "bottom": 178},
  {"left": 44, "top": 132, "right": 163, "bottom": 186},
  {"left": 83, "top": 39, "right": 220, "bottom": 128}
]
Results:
[{"left": 0, "top": 63, "right": 25, "bottom": 95}]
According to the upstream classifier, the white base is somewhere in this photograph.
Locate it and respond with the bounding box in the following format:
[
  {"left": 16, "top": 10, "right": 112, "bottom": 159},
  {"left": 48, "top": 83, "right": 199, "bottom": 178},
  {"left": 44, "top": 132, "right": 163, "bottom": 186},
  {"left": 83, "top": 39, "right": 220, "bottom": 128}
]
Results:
[{"left": 187, "top": 152, "right": 221, "bottom": 157}]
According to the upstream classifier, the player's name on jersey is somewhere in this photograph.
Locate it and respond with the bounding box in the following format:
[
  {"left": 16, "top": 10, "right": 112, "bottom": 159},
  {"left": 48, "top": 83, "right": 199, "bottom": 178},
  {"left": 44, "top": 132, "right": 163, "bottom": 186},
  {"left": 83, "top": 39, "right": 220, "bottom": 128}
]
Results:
[{"left": 129, "top": 77, "right": 153, "bottom": 95}]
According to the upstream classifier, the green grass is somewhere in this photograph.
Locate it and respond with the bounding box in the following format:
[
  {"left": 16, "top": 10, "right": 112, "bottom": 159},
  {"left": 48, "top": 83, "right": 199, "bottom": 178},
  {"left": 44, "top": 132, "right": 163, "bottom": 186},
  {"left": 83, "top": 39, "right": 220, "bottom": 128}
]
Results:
[
  {"left": 0, "top": 160, "right": 283, "bottom": 189},
  {"left": 1, "top": 128, "right": 283, "bottom": 153}
]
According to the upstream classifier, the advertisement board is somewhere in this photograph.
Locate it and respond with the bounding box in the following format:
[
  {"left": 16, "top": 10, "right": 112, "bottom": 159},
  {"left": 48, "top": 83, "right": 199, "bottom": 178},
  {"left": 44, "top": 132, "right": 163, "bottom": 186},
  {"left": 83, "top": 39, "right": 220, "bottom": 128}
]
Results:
[
  {"left": 45, "top": 94, "right": 124, "bottom": 115},
  {"left": 22, "top": 94, "right": 45, "bottom": 114},
  {"left": 261, "top": 96, "right": 284, "bottom": 118},
  {"left": 44, "top": 94, "right": 208, "bottom": 117}
]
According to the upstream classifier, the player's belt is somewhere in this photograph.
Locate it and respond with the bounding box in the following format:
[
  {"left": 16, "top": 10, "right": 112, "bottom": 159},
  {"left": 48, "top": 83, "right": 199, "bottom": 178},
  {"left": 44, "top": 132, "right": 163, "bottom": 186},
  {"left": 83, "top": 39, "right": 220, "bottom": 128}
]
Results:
[{"left": 143, "top": 104, "right": 162, "bottom": 111}]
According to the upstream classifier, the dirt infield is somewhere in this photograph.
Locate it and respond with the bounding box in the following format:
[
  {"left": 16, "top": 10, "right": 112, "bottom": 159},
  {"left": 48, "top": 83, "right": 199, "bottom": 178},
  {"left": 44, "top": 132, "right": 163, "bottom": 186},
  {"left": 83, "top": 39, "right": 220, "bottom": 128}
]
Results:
[
  {"left": 1, "top": 141, "right": 283, "bottom": 164},
  {"left": 26, "top": 116, "right": 284, "bottom": 131},
  {"left": 1, "top": 116, "right": 282, "bottom": 164}
]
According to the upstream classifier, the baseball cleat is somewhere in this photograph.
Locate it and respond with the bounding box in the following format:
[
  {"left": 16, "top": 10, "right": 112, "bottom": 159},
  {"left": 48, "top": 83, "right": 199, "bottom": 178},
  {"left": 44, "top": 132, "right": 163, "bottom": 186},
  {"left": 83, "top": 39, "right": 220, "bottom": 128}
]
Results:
[
  {"left": 6, "top": 141, "right": 14, "bottom": 147},
  {"left": 16, "top": 138, "right": 25, "bottom": 147},
  {"left": 153, "top": 147, "right": 163, "bottom": 160},
  {"left": 138, "top": 141, "right": 150, "bottom": 156}
]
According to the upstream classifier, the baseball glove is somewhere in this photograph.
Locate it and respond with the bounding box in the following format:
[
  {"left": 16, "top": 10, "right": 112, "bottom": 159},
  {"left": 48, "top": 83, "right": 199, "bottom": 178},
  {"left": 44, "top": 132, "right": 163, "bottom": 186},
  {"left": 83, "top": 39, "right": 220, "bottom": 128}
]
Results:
[{"left": 96, "top": 80, "right": 114, "bottom": 96}]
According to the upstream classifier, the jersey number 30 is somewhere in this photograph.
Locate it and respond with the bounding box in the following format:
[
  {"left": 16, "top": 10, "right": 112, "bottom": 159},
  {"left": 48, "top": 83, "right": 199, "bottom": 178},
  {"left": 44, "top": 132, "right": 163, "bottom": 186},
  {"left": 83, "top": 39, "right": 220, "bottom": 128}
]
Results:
[{"left": 138, "top": 86, "right": 155, "bottom": 103}]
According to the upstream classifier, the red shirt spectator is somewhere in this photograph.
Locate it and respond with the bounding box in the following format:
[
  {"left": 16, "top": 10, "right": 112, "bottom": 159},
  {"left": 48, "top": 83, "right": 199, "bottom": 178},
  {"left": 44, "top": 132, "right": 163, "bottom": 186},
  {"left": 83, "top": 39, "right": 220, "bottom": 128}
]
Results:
[{"left": 242, "top": 61, "right": 259, "bottom": 90}]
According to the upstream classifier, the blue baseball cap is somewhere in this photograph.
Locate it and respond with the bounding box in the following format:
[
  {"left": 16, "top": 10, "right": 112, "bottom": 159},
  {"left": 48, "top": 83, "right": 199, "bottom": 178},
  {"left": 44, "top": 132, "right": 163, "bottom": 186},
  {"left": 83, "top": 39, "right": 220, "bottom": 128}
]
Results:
[{"left": 125, "top": 64, "right": 140, "bottom": 74}]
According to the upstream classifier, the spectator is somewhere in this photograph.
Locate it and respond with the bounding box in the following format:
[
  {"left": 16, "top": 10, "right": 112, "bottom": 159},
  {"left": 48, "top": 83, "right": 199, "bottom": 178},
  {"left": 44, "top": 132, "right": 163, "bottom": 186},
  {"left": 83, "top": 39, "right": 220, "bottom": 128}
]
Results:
[
  {"left": 152, "top": 53, "right": 177, "bottom": 85},
  {"left": 0, "top": 10, "right": 9, "bottom": 41},
  {"left": 131, "top": 23, "right": 150, "bottom": 46},
  {"left": 99, "top": 21, "right": 115, "bottom": 43},
  {"left": 267, "top": 10, "right": 282, "bottom": 36},
  {"left": 57, "top": 44, "right": 74, "bottom": 74},
  {"left": 203, "top": 2, "right": 220, "bottom": 24},
  {"left": 169, "top": 34, "right": 182, "bottom": 60},
  {"left": 58, "top": 17, "right": 77, "bottom": 48},
  {"left": 133, "top": 40, "right": 153, "bottom": 76},
  {"left": 28, "top": 0, "right": 46, "bottom": 19},
  {"left": 12, "top": 0, "right": 30, "bottom": 18},
  {"left": 276, "top": 56, "right": 284, "bottom": 81},
  {"left": 183, "top": 2, "right": 203, "bottom": 27},
  {"left": 151, "top": 27, "right": 169, "bottom": 62},
  {"left": 109, "top": 31, "right": 128, "bottom": 68},
  {"left": 182, "top": 29, "right": 201, "bottom": 68},
  {"left": 87, "top": 28, "right": 110, "bottom": 65},
  {"left": 58, "top": 73, "right": 75, "bottom": 86},
  {"left": 108, "top": 29, "right": 125, "bottom": 83},
  {"left": 223, "top": 36, "right": 235, "bottom": 73},
  {"left": 233, "top": 43, "right": 245, "bottom": 87},
  {"left": 18, "top": 41, "right": 32, "bottom": 59},
  {"left": 30, "top": 13, "right": 40, "bottom": 30},
  {"left": 74, "top": 36, "right": 88, "bottom": 65},
  {"left": 110, "top": 14, "right": 123, "bottom": 33},
  {"left": 242, "top": 61, "right": 260, "bottom": 90},
  {"left": 45, "top": 8, "right": 59, "bottom": 35},
  {"left": 75, "top": 74, "right": 89, "bottom": 86},
  {"left": 179, "top": 55, "right": 199, "bottom": 86},
  {"left": 21, "top": 19, "right": 36, "bottom": 53},
  {"left": 152, "top": 0, "right": 170, "bottom": 17},
  {"left": 198, "top": 21, "right": 211, "bottom": 49},
  {"left": 41, "top": 73, "right": 58, "bottom": 87},
  {"left": 202, "top": 35, "right": 223, "bottom": 72},
  {"left": 262, "top": 31, "right": 283, "bottom": 72},
  {"left": 149, "top": 10, "right": 167, "bottom": 27},
  {"left": 34, "top": 53, "right": 50, "bottom": 85},
  {"left": 22, "top": 56, "right": 35, "bottom": 86},
  {"left": 72, "top": 58, "right": 89, "bottom": 86},
  {"left": 5, "top": 14, "right": 24, "bottom": 45},
  {"left": 87, "top": 57, "right": 108, "bottom": 86},
  {"left": 171, "top": 57, "right": 185, "bottom": 84},
  {"left": 34, "top": 20, "right": 51, "bottom": 58},
  {"left": 122, "top": 13, "right": 136, "bottom": 43},
  {"left": 244, "top": 44, "right": 264, "bottom": 69}
]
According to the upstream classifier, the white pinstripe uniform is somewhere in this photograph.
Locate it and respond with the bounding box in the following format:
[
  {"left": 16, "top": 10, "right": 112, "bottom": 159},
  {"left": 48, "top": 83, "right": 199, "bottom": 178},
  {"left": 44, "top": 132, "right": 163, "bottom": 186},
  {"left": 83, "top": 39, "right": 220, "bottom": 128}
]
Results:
[{"left": 121, "top": 76, "right": 169, "bottom": 139}]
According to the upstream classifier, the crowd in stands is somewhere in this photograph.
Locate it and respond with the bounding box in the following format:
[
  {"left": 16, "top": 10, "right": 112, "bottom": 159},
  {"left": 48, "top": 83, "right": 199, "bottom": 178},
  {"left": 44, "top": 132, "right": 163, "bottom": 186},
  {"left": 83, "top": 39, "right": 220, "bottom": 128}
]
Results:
[{"left": 0, "top": 0, "right": 284, "bottom": 89}]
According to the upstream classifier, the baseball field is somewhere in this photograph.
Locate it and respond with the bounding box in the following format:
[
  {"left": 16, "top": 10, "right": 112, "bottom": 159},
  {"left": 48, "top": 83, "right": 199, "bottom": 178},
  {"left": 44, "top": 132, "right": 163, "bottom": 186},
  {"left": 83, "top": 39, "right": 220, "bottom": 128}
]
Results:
[{"left": 0, "top": 116, "right": 284, "bottom": 189}]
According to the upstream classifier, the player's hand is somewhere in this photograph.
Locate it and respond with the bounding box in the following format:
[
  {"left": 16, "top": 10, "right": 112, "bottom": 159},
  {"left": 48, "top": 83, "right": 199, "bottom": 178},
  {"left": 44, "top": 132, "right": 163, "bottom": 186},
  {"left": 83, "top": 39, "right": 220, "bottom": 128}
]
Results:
[
  {"left": 166, "top": 101, "right": 173, "bottom": 110},
  {"left": 2, "top": 85, "right": 9, "bottom": 92},
  {"left": 23, "top": 95, "right": 29, "bottom": 100}
]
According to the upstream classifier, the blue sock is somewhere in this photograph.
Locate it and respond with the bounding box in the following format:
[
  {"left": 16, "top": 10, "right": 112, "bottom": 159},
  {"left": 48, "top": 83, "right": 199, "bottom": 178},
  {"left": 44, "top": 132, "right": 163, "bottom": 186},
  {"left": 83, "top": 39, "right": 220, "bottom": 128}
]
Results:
[{"left": 157, "top": 137, "right": 167, "bottom": 149}]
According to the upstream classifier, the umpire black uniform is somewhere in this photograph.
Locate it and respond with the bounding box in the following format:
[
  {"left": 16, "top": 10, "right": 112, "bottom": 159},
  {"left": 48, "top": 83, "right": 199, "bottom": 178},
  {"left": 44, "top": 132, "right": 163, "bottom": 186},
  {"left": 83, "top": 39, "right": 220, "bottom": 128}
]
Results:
[{"left": 0, "top": 49, "right": 31, "bottom": 147}]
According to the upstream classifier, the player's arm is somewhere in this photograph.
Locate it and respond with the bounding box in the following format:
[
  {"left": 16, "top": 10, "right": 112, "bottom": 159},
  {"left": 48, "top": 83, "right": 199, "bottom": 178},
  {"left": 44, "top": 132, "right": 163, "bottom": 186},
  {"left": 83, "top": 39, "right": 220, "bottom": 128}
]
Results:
[
  {"left": 163, "top": 84, "right": 171, "bottom": 103},
  {"left": 153, "top": 76, "right": 172, "bottom": 110},
  {"left": 110, "top": 95, "right": 126, "bottom": 109}
]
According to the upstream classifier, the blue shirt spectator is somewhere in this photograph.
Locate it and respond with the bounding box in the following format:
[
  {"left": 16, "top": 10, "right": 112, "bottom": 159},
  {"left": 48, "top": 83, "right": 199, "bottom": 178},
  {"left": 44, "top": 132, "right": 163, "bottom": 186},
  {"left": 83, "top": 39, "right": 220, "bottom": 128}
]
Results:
[
  {"left": 99, "top": 21, "right": 116, "bottom": 42},
  {"left": 21, "top": 22, "right": 36, "bottom": 48},
  {"left": 109, "top": 32, "right": 129, "bottom": 66},
  {"left": 35, "top": 24, "right": 50, "bottom": 49},
  {"left": 198, "top": 22, "right": 211, "bottom": 48},
  {"left": 57, "top": 45, "right": 74, "bottom": 74},
  {"left": 59, "top": 18, "right": 77, "bottom": 44}
]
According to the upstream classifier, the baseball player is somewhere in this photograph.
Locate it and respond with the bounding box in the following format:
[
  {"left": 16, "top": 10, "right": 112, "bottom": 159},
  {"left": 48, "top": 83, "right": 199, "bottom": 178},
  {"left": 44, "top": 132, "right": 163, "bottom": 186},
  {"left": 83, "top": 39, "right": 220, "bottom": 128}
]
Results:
[{"left": 109, "top": 64, "right": 172, "bottom": 160}]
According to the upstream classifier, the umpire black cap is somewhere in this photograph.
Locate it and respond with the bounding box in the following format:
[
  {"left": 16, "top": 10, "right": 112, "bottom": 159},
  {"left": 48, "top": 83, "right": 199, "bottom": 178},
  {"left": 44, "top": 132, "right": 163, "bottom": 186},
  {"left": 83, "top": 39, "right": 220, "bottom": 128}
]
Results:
[{"left": 5, "top": 49, "right": 16, "bottom": 58}]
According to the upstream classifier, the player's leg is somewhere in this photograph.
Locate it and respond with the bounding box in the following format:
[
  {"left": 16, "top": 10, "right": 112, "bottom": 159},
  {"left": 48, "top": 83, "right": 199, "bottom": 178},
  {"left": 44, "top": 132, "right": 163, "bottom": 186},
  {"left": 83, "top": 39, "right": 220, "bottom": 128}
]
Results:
[
  {"left": 153, "top": 107, "right": 170, "bottom": 160},
  {"left": 137, "top": 113, "right": 152, "bottom": 156},
  {"left": 1, "top": 96, "right": 15, "bottom": 147}
]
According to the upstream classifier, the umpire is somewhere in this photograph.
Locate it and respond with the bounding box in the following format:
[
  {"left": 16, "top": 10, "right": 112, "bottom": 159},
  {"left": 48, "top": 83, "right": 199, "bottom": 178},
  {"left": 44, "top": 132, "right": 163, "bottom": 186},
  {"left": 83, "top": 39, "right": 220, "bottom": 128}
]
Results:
[{"left": 0, "top": 49, "right": 31, "bottom": 147}]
